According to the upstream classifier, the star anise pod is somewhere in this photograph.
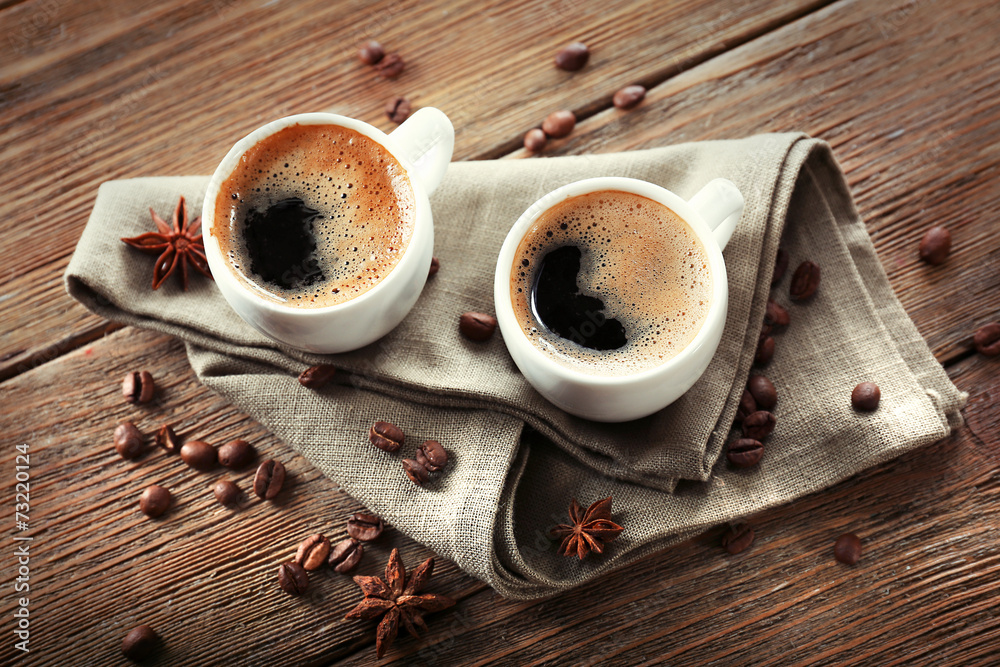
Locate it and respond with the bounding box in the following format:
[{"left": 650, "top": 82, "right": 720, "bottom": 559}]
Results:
[
  {"left": 550, "top": 496, "right": 624, "bottom": 559},
  {"left": 121, "top": 195, "right": 212, "bottom": 290},
  {"left": 345, "top": 548, "right": 455, "bottom": 658}
]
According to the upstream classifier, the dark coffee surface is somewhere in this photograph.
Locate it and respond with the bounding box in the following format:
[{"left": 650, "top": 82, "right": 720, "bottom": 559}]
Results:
[
  {"left": 213, "top": 123, "right": 415, "bottom": 307},
  {"left": 511, "top": 190, "right": 712, "bottom": 376}
]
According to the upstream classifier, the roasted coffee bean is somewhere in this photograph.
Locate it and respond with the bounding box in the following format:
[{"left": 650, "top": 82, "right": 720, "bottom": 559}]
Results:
[
  {"left": 974, "top": 322, "right": 1000, "bottom": 356},
  {"left": 554, "top": 41, "right": 589, "bottom": 71},
  {"left": 851, "top": 382, "right": 881, "bottom": 411},
  {"left": 114, "top": 422, "right": 145, "bottom": 460},
  {"left": 523, "top": 127, "right": 547, "bottom": 152},
  {"left": 542, "top": 110, "right": 576, "bottom": 138},
  {"left": 416, "top": 439, "right": 447, "bottom": 472},
  {"left": 764, "top": 298, "right": 790, "bottom": 328},
  {"left": 736, "top": 389, "right": 757, "bottom": 423},
  {"left": 370, "top": 421, "right": 404, "bottom": 452},
  {"left": 772, "top": 247, "right": 789, "bottom": 285},
  {"left": 760, "top": 322, "right": 772, "bottom": 339},
  {"left": 346, "top": 512, "right": 385, "bottom": 542},
  {"left": 213, "top": 479, "right": 241, "bottom": 506},
  {"left": 139, "top": 485, "right": 172, "bottom": 518},
  {"left": 358, "top": 40, "right": 385, "bottom": 65},
  {"left": 180, "top": 440, "right": 217, "bottom": 470},
  {"left": 742, "top": 410, "right": 776, "bottom": 440},
  {"left": 727, "top": 439, "right": 764, "bottom": 468},
  {"left": 790, "top": 260, "right": 821, "bottom": 300},
  {"left": 919, "top": 226, "right": 951, "bottom": 265},
  {"left": 155, "top": 424, "right": 181, "bottom": 454},
  {"left": 218, "top": 439, "right": 255, "bottom": 469},
  {"left": 277, "top": 561, "right": 309, "bottom": 595},
  {"left": 402, "top": 458, "right": 429, "bottom": 485},
  {"left": 613, "top": 84, "right": 646, "bottom": 110},
  {"left": 721, "top": 523, "right": 755, "bottom": 554},
  {"left": 295, "top": 534, "right": 332, "bottom": 571},
  {"left": 298, "top": 364, "right": 337, "bottom": 389},
  {"left": 122, "top": 625, "right": 160, "bottom": 661},
  {"left": 385, "top": 96, "right": 412, "bottom": 123},
  {"left": 459, "top": 311, "right": 498, "bottom": 341},
  {"left": 834, "top": 532, "right": 862, "bottom": 565},
  {"left": 428, "top": 256, "right": 440, "bottom": 277},
  {"left": 747, "top": 375, "right": 777, "bottom": 410},
  {"left": 254, "top": 459, "right": 286, "bottom": 499},
  {"left": 755, "top": 335, "right": 775, "bottom": 366},
  {"left": 122, "top": 370, "right": 155, "bottom": 404},
  {"left": 329, "top": 538, "right": 364, "bottom": 573},
  {"left": 376, "top": 52, "right": 405, "bottom": 78}
]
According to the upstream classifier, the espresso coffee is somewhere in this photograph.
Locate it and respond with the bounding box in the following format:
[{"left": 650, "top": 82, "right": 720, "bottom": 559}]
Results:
[
  {"left": 213, "top": 124, "right": 416, "bottom": 308},
  {"left": 510, "top": 190, "right": 712, "bottom": 376}
]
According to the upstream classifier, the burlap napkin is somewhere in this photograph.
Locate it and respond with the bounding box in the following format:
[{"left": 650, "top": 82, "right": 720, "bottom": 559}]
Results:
[{"left": 65, "top": 133, "right": 965, "bottom": 599}]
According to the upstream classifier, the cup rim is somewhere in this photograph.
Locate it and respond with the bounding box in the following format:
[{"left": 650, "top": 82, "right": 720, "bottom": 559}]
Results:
[
  {"left": 493, "top": 176, "right": 729, "bottom": 387},
  {"left": 201, "top": 112, "right": 431, "bottom": 318}
]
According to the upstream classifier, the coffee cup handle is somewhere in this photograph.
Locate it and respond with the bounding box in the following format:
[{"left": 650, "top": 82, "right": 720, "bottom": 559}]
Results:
[
  {"left": 388, "top": 107, "right": 455, "bottom": 195},
  {"left": 687, "top": 178, "right": 744, "bottom": 251}
]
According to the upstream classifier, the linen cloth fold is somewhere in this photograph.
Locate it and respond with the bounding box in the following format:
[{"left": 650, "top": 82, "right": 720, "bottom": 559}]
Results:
[{"left": 65, "top": 134, "right": 965, "bottom": 599}]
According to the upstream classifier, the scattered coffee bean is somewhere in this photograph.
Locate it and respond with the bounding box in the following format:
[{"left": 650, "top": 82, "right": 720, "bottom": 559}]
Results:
[
  {"left": 114, "top": 422, "right": 145, "bottom": 460},
  {"left": 370, "top": 421, "right": 404, "bottom": 453},
  {"left": 834, "top": 532, "right": 862, "bottom": 565},
  {"left": 347, "top": 512, "right": 385, "bottom": 542},
  {"left": 180, "top": 440, "right": 217, "bottom": 471},
  {"left": 385, "top": 96, "right": 412, "bottom": 123},
  {"left": 721, "top": 523, "right": 755, "bottom": 554},
  {"left": 555, "top": 41, "right": 589, "bottom": 71},
  {"left": 218, "top": 439, "right": 255, "bottom": 469},
  {"left": 760, "top": 322, "right": 772, "bottom": 339},
  {"left": 376, "top": 52, "right": 405, "bottom": 78},
  {"left": 277, "top": 561, "right": 309, "bottom": 595},
  {"left": 329, "top": 538, "right": 364, "bottom": 573},
  {"left": 155, "top": 424, "right": 181, "bottom": 454},
  {"left": 974, "top": 322, "right": 1000, "bottom": 356},
  {"left": 139, "top": 485, "right": 172, "bottom": 518},
  {"left": 121, "top": 625, "right": 160, "bottom": 661},
  {"left": 772, "top": 247, "right": 789, "bottom": 285},
  {"left": 851, "top": 382, "right": 881, "bottom": 411},
  {"left": 612, "top": 84, "right": 646, "bottom": 109},
  {"left": 213, "top": 479, "right": 241, "bottom": 506},
  {"left": 542, "top": 110, "right": 576, "bottom": 138},
  {"left": 747, "top": 375, "right": 777, "bottom": 410},
  {"left": 764, "top": 298, "right": 790, "bottom": 328},
  {"left": 416, "top": 439, "right": 448, "bottom": 472},
  {"left": 298, "top": 364, "right": 337, "bottom": 389},
  {"left": 736, "top": 389, "right": 757, "bottom": 423},
  {"left": 429, "top": 256, "right": 440, "bottom": 277},
  {"left": 459, "top": 311, "right": 498, "bottom": 341},
  {"left": 523, "top": 127, "right": 547, "bottom": 152},
  {"left": 919, "top": 226, "right": 951, "bottom": 265},
  {"left": 790, "top": 260, "right": 821, "bottom": 300},
  {"left": 755, "top": 335, "right": 775, "bottom": 365},
  {"left": 727, "top": 438, "right": 764, "bottom": 468},
  {"left": 358, "top": 40, "right": 385, "bottom": 65},
  {"left": 254, "top": 459, "right": 286, "bottom": 499},
  {"left": 122, "top": 370, "right": 155, "bottom": 404},
  {"left": 402, "top": 458, "right": 429, "bottom": 485},
  {"left": 742, "top": 410, "right": 776, "bottom": 440},
  {"left": 295, "top": 534, "right": 332, "bottom": 571}
]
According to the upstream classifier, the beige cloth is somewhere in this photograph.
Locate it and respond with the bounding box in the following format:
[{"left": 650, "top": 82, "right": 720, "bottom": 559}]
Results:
[{"left": 65, "top": 134, "right": 965, "bottom": 599}]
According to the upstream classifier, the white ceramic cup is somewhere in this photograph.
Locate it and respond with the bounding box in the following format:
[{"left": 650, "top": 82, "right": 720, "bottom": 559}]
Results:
[
  {"left": 202, "top": 109, "right": 454, "bottom": 353},
  {"left": 494, "top": 177, "right": 744, "bottom": 422}
]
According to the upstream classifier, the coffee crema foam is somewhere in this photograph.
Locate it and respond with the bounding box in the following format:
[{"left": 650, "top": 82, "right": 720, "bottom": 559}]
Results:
[
  {"left": 511, "top": 190, "right": 712, "bottom": 376},
  {"left": 213, "top": 123, "right": 415, "bottom": 308}
]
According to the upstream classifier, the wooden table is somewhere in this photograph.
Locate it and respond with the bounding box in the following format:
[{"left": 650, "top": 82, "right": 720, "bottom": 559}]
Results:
[{"left": 2, "top": 0, "right": 998, "bottom": 664}]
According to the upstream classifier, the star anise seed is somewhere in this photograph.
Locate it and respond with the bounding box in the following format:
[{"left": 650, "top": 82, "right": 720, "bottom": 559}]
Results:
[
  {"left": 121, "top": 195, "right": 212, "bottom": 290},
  {"left": 550, "top": 496, "right": 624, "bottom": 560}
]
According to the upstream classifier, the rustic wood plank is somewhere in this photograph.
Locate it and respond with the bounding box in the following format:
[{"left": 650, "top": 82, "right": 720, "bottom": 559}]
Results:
[{"left": 0, "top": 0, "right": 831, "bottom": 378}]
